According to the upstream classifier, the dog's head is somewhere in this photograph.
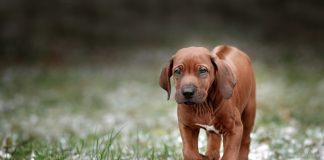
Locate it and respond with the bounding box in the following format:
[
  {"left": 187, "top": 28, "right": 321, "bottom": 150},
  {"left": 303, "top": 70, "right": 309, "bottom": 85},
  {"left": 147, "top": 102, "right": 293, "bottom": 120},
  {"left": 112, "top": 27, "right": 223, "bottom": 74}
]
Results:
[{"left": 159, "top": 46, "right": 236, "bottom": 105}]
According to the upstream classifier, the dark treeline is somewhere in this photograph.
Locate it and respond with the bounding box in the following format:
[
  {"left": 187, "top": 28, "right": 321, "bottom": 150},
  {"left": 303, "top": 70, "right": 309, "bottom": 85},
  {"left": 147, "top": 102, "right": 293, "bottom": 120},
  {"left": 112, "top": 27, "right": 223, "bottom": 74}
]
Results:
[{"left": 1, "top": 0, "right": 324, "bottom": 62}]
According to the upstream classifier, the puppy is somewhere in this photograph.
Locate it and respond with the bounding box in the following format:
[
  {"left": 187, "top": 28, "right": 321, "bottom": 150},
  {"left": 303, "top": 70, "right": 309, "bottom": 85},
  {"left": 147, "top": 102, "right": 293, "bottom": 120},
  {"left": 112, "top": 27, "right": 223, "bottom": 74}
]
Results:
[{"left": 159, "top": 45, "right": 256, "bottom": 160}]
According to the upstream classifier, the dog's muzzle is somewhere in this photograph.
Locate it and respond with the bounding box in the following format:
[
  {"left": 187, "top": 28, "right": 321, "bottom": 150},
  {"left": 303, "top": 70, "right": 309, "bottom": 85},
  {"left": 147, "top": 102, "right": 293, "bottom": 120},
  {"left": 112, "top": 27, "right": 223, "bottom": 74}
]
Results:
[{"left": 181, "top": 84, "right": 197, "bottom": 105}]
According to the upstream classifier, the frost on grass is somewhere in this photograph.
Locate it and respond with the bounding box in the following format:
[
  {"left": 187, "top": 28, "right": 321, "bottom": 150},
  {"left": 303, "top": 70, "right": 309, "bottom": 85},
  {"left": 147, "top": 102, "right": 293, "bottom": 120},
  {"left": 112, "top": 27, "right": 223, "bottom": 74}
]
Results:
[
  {"left": 251, "top": 125, "right": 324, "bottom": 159},
  {"left": 0, "top": 63, "right": 324, "bottom": 159},
  {"left": 0, "top": 68, "right": 182, "bottom": 159}
]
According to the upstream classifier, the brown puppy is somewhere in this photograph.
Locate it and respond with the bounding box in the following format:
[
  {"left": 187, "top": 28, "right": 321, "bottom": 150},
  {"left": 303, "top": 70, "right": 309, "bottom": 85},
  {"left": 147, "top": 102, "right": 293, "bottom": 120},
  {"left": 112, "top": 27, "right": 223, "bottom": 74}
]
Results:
[{"left": 159, "top": 45, "right": 256, "bottom": 160}]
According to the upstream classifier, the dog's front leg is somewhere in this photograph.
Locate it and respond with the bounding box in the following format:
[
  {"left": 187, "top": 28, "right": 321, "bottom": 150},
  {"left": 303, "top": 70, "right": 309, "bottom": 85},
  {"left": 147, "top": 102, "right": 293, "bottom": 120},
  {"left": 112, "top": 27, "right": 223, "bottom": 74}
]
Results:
[
  {"left": 205, "top": 132, "right": 221, "bottom": 160},
  {"left": 221, "top": 122, "right": 243, "bottom": 160},
  {"left": 179, "top": 123, "right": 207, "bottom": 160}
]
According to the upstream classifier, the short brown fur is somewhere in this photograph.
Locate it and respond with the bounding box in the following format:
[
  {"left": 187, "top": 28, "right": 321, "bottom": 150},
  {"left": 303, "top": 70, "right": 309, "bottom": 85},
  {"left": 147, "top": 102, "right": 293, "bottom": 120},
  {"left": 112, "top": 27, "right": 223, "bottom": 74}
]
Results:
[{"left": 160, "top": 45, "right": 256, "bottom": 160}]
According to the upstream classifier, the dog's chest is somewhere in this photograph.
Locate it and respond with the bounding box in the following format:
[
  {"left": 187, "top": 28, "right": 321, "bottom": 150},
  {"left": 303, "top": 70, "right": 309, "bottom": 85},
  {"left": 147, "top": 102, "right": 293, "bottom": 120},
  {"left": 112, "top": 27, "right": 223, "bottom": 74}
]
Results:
[
  {"left": 178, "top": 105, "right": 230, "bottom": 134},
  {"left": 195, "top": 123, "right": 220, "bottom": 134},
  {"left": 194, "top": 108, "right": 233, "bottom": 134},
  {"left": 193, "top": 113, "right": 223, "bottom": 134}
]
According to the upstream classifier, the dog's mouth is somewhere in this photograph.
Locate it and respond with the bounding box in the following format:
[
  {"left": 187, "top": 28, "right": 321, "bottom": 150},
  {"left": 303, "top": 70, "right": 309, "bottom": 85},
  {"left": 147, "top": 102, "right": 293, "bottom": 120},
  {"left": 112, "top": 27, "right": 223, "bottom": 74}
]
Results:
[
  {"left": 175, "top": 91, "right": 206, "bottom": 105},
  {"left": 183, "top": 101, "right": 196, "bottom": 105},
  {"left": 177, "top": 97, "right": 206, "bottom": 105}
]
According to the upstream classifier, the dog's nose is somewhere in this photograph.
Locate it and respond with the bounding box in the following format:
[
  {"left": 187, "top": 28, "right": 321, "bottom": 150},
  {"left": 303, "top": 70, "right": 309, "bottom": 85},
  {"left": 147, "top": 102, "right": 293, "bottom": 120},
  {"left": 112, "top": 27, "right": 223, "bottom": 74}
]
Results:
[{"left": 182, "top": 85, "right": 196, "bottom": 99}]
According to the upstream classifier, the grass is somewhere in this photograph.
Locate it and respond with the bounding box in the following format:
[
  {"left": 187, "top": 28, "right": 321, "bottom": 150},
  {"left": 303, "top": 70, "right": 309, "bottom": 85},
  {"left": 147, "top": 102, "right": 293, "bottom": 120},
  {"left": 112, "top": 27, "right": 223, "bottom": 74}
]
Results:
[
  {"left": 0, "top": 47, "right": 323, "bottom": 159},
  {"left": 10, "top": 130, "right": 179, "bottom": 159}
]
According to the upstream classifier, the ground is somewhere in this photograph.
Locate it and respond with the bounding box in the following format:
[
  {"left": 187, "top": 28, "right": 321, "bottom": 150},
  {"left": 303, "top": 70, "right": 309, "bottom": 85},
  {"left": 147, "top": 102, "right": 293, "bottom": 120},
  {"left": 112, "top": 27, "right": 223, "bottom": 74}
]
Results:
[{"left": 0, "top": 46, "right": 323, "bottom": 160}]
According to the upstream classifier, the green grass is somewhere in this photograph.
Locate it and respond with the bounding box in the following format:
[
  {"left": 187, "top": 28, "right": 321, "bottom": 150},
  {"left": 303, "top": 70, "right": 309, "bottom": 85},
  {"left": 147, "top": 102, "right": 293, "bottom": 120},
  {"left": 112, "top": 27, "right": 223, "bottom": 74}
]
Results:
[
  {"left": 8, "top": 130, "right": 180, "bottom": 160},
  {"left": 0, "top": 50, "right": 323, "bottom": 159}
]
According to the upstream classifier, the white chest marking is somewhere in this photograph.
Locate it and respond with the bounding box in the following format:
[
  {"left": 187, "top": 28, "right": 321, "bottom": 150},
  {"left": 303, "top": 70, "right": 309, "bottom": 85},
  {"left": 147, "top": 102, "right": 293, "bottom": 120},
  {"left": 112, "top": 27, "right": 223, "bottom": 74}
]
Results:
[{"left": 195, "top": 123, "right": 220, "bottom": 134}]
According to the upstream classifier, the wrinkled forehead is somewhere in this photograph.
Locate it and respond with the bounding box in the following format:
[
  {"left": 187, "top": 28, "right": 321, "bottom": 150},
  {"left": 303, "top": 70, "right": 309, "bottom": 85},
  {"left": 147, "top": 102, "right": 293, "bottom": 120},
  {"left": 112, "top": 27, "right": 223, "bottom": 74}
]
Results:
[{"left": 173, "top": 47, "right": 213, "bottom": 67}]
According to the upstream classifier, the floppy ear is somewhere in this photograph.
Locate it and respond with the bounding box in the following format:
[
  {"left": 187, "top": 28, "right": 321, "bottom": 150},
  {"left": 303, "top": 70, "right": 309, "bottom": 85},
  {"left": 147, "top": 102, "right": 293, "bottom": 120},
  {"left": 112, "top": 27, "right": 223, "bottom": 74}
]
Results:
[
  {"left": 159, "top": 58, "right": 173, "bottom": 100},
  {"left": 211, "top": 56, "right": 236, "bottom": 99}
]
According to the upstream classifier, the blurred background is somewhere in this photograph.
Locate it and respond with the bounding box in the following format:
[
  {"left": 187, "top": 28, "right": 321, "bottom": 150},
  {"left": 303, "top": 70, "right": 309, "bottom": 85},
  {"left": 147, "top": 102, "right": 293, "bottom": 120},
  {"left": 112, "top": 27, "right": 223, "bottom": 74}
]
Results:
[{"left": 0, "top": 0, "right": 323, "bottom": 159}]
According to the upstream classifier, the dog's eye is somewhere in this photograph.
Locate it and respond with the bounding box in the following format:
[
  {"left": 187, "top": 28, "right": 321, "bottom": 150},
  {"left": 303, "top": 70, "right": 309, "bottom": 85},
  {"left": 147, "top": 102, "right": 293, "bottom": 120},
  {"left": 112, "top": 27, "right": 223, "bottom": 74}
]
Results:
[
  {"left": 174, "top": 68, "right": 182, "bottom": 75},
  {"left": 199, "top": 68, "right": 208, "bottom": 74}
]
